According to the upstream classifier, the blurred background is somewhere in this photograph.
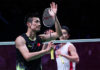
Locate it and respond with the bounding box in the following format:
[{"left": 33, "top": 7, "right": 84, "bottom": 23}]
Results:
[{"left": 0, "top": 0, "right": 100, "bottom": 41}]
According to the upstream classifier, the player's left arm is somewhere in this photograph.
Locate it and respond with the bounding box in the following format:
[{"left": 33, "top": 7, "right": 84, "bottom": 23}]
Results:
[{"left": 61, "top": 44, "right": 79, "bottom": 63}]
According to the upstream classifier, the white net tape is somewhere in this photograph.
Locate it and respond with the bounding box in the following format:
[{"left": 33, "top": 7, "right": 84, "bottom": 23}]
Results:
[
  {"left": 44, "top": 38, "right": 100, "bottom": 44},
  {"left": 0, "top": 38, "right": 100, "bottom": 45}
]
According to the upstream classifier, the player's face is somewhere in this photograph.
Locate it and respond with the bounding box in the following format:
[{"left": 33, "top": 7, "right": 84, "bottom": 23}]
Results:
[
  {"left": 60, "top": 29, "right": 69, "bottom": 40},
  {"left": 30, "top": 17, "right": 41, "bottom": 32}
]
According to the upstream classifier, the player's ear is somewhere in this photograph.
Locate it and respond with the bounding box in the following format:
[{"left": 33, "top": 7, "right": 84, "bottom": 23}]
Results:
[{"left": 27, "top": 22, "right": 31, "bottom": 27}]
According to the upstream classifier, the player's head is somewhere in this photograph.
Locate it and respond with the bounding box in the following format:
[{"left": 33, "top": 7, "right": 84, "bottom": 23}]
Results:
[
  {"left": 24, "top": 12, "right": 41, "bottom": 32},
  {"left": 44, "top": 29, "right": 54, "bottom": 34},
  {"left": 60, "top": 26, "right": 70, "bottom": 40}
]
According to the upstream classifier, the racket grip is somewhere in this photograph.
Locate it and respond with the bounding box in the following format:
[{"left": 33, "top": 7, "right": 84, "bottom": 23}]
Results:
[{"left": 50, "top": 48, "right": 54, "bottom": 60}]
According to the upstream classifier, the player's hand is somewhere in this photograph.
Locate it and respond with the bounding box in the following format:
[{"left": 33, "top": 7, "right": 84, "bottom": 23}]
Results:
[
  {"left": 49, "top": 2, "right": 57, "bottom": 17},
  {"left": 45, "top": 42, "right": 54, "bottom": 52}
]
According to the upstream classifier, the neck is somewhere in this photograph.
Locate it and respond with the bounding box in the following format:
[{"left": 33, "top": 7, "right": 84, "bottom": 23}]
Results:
[{"left": 26, "top": 29, "right": 36, "bottom": 41}]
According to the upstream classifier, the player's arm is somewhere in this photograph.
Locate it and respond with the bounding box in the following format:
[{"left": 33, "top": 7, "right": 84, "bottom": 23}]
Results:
[
  {"left": 57, "top": 44, "right": 79, "bottom": 63},
  {"left": 62, "top": 45, "right": 79, "bottom": 63},
  {"left": 49, "top": 2, "right": 62, "bottom": 38},
  {"left": 39, "top": 2, "right": 62, "bottom": 41},
  {"left": 15, "top": 36, "right": 51, "bottom": 62}
]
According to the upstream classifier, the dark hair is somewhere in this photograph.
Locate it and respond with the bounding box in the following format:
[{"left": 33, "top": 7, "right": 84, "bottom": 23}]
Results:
[
  {"left": 61, "top": 26, "right": 70, "bottom": 34},
  {"left": 24, "top": 12, "right": 40, "bottom": 24}
]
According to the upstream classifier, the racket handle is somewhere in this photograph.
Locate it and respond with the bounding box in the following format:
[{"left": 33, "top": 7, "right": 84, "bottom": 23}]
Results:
[
  {"left": 50, "top": 48, "right": 54, "bottom": 60},
  {"left": 59, "top": 55, "right": 64, "bottom": 64}
]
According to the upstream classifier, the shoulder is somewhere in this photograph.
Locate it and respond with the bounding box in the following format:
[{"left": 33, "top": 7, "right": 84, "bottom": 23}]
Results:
[
  {"left": 68, "top": 42, "right": 76, "bottom": 51},
  {"left": 15, "top": 36, "right": 25, "bottom": 42},
  {"left": 67, "top": 42, "right": 74, "bottom": 47},
  {"left": 15, "top": 36, "right": 26, "bottom": 48}
]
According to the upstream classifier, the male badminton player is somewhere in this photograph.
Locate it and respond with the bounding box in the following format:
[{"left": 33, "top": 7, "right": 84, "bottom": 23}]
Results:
[{"left": 15, "top": 2, "right": 62, "bottom": 70}]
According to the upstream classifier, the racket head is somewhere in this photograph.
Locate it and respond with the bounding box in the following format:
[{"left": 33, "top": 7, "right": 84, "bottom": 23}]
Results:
[{"left": 42, "top": 8, "right": 55, "bottom": 27}]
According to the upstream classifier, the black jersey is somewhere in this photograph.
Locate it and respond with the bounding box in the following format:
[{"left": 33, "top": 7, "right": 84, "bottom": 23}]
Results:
[{"left": 16, "top": 33, "right": 42, "bottom": 70}]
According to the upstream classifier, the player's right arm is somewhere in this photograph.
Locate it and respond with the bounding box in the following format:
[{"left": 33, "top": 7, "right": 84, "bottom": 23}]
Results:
[{"left": 15, "top": 36, "right": 51, "bottom": 62}]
